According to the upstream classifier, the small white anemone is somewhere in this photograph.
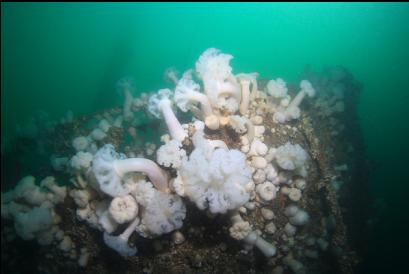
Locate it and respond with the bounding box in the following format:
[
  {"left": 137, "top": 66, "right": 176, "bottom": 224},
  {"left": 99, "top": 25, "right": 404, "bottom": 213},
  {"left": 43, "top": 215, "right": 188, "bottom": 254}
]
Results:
[
  {"left": 284, "top": 205, "right": 300, "bottom": 217},
  {"left": 284, "top": 205, "right": 309, "bottom": 226},
  {"left": 70, "top": 151, "right": 93, "bottom": 171},
  {"left": 109, "top": 195, "right": 138, "bottom": 224},
  {"left": 229, "top": 220, "right": 251, "bottom": 240},
  {"left": 40, "top": 177, "right": 67, "bottom": 204},
  {"left": 273, "top": 80, "right": 316, "bottom": 123},
  {"left": 256, "top": 182, "right": 278, "bottom": 201},
  {"left": 288, "top": 188, "right": 302, "bottom": 202},
  {"left": 72, "top": 136, "right": 89, "bottom": 152},
  {"left": 248, "top": 139, "right": 268, "bottom": 156},
  {"left": 261, "top": 208, "right": 275, "bottom": 220},
  {"left": 266, "top": 78, "right": 288, "bottom": 98},
  {"left": 69, "top": 189, "right": 92, "bottom": 208},
  {"left": 275, "top": 142, "right": 309, "bottom": 174},
  {"left": 289, "top": 209, "right": 310, "bottom": 226}
]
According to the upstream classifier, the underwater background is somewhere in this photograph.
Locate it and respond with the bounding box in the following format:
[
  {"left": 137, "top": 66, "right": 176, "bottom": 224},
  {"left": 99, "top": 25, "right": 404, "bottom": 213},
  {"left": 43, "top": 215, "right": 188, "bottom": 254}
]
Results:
[{"left": 1, "top": 3, "right": 409, "bottom": 273}]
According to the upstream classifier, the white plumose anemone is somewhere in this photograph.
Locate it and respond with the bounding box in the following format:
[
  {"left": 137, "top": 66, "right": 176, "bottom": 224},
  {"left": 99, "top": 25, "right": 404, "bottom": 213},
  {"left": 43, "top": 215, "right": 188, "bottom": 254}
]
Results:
[
  {"left": 177, "top": 131, "right": 252, "bottom": 214},
  {"left": 138, "top": 190, "right": 186, "bottom": 237}
]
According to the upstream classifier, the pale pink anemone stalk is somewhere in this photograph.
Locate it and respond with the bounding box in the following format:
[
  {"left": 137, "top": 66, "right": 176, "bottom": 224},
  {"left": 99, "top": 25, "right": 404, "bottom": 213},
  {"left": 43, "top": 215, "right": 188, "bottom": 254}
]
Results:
[
  {"left": 230, "top": 211, "right": 277, "bottom": 257},
  {"left": 237, "top": 73, "right": 258, "bottom": 115},
  {"left": 92, "top": 144, "right": 169, "bottom": 196},
  {"left": 148, "top": 89, "right": 187, "bottom": 142},
  {"left": 113, "top": 159, "right": 168, "bottom": 192},
  {"left": 103, "top": 216, "right": 140, "bottom": 257}
]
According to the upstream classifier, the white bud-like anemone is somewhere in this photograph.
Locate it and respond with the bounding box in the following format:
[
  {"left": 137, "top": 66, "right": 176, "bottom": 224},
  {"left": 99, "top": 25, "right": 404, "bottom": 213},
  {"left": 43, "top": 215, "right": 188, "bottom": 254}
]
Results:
[
  {"left": 251, "top": 157, "right": 267, "bottom": 169},
  {"left": 230, "top": 220, "right": 251, "bottom": 240},
  {"left": 253, "top": 169, "right": 266, "bottom": 184},
  {"left": 248, "top": 139, "right": 268, "bottom": 156},
  {"left": 288, "top": 188, "right": 302, "bottom": 202},
  {"left": 265, "top": 222, "right": 277, "bottom": 234},
  {"left": 289, "top": 209, "right": 310, "bottom": 226}
]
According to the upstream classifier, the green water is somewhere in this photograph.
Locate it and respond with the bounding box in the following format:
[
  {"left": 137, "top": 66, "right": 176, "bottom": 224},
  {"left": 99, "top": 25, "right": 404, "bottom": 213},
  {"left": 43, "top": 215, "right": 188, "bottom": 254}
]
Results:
[{"left": 2, "top": 3, "right": 409, "bottom": 273}]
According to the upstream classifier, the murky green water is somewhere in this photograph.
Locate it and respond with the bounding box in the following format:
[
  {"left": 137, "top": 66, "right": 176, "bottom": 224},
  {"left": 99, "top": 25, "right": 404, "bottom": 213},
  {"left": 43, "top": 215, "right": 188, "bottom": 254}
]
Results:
[{"left": 2, "top": 3, "right": 409, "bottom": 273}]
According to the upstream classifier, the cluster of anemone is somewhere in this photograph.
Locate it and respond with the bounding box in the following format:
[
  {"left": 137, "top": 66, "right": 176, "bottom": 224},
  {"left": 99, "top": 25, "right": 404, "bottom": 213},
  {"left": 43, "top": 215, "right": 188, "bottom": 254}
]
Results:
[
  {"left": 144, "top": 48, "right": 314, "bottom": 259},
  {"left": 1, "top": 176, "right": 75, "bottom": 257},
  {"left": 2, "top": 48, "right": 318, "bottom": 269}
]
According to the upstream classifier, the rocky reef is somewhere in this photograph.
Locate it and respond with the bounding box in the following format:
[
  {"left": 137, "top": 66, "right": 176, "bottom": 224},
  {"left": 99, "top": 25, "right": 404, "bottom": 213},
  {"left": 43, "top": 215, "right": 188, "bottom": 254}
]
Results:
[{"left": 1, "top": 49, "right": 369, "bottom": 274}]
